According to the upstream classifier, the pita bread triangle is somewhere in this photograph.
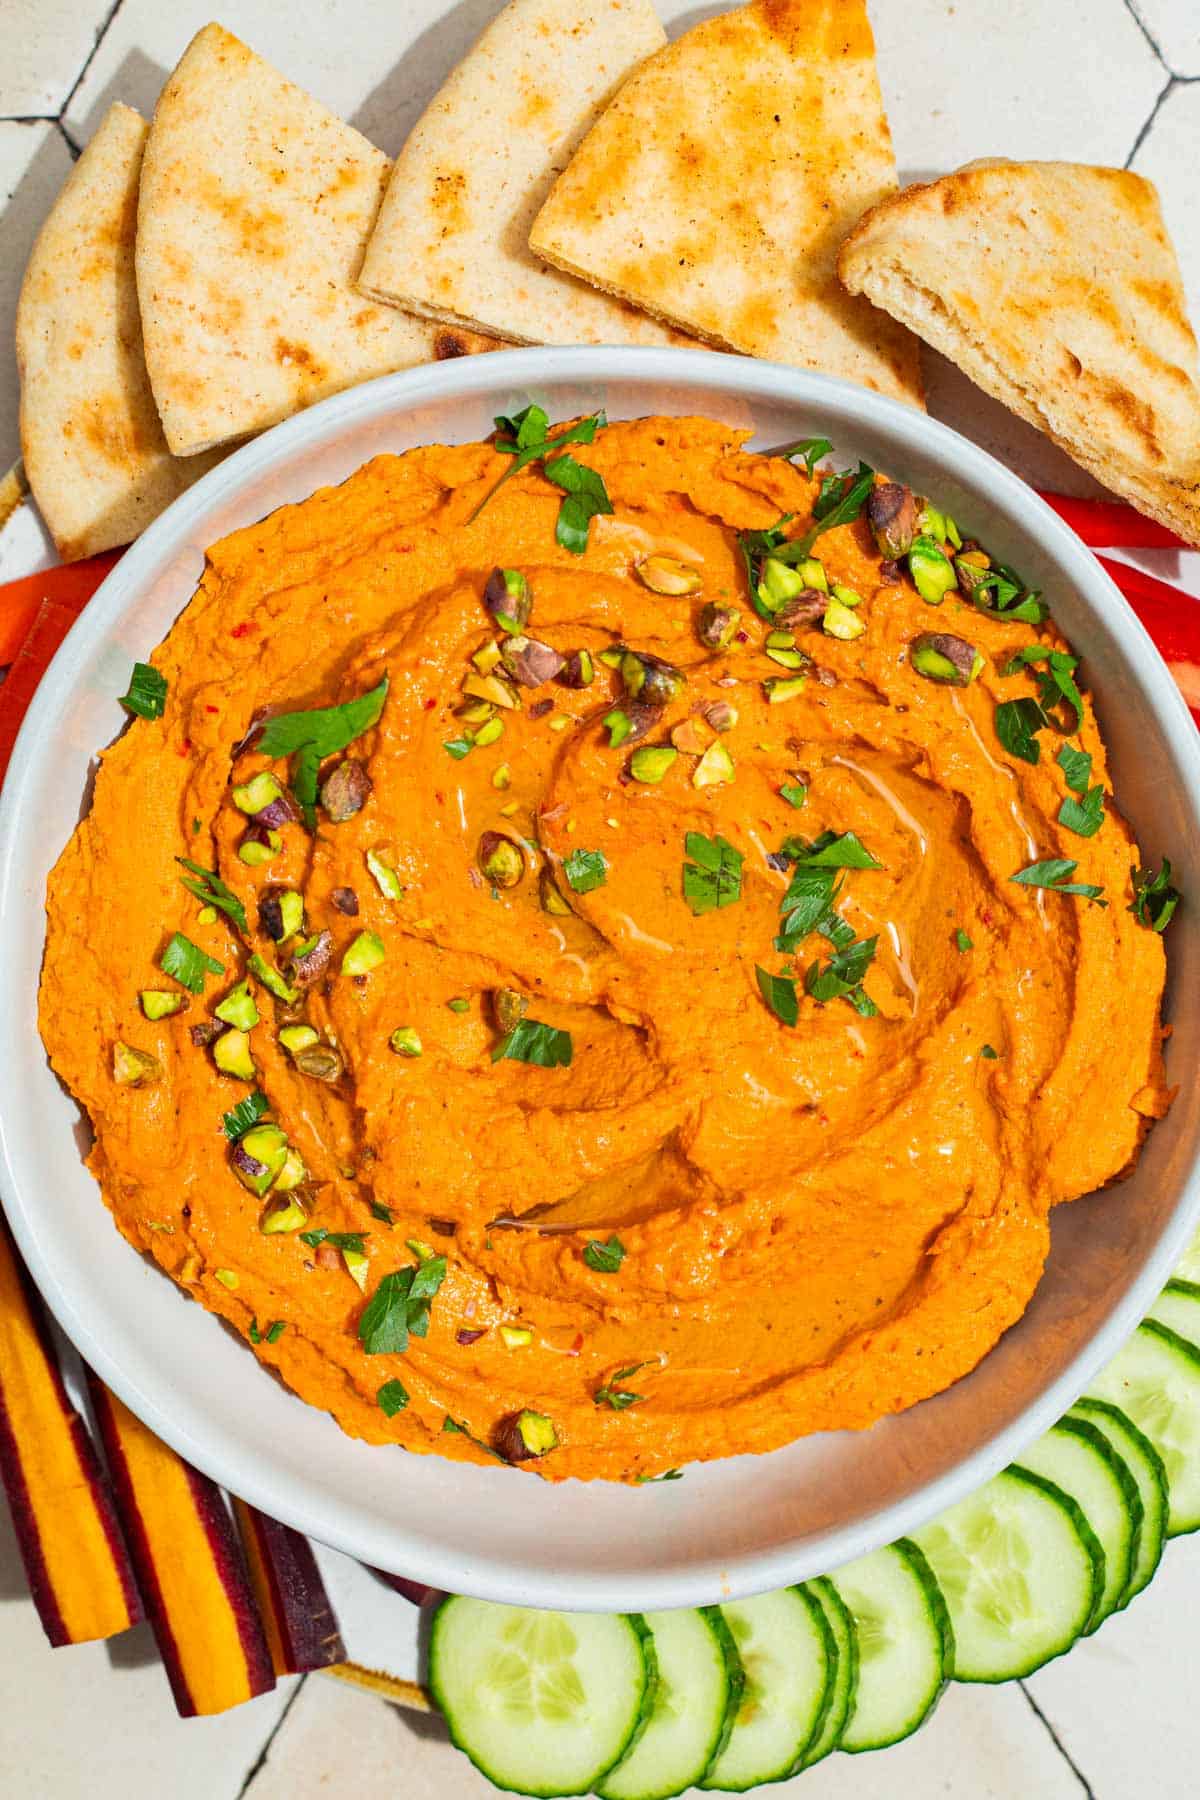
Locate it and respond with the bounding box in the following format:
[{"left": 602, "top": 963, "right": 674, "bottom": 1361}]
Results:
[
  {"left": 136, "top": 24, "right": 498, "bottom": 457},
  {"left": 15, "top": 103, "right": 222, "bottom": 561},
  {"left": 529, "top": 0, "right": 921, "bottom": 404},
  {"left": 360, "top": 0, "right": 690, "bottom": 346},
  {"left": 838, "top": 159, "right": 1200, "bottom": 546}
]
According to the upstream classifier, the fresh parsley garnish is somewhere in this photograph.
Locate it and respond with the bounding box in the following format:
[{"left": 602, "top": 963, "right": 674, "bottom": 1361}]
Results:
[
  {"left": 776, "top": 436, "right": 832, "bottom": 478},
  {"left": 1056, "top": 742, "right": 1092, "bottom": 794},
  {"left": 248, "top": 1319, "right": 260, "bottom": 1344},
  {"left": 635, "top": 1467, "right": 683, "bottom": 1482},
  {"left": 369, "top": 1201, "right": 395, "bottom": 1224},
  {"left": 806, "top": 936, "right": 879, "bottom": 1007},
  {"left": 491, "top": 1020, "right": 573, "bottom": 1067},
  {"left": 357, "top": 1256, "right": 447, "bottom": 1356},
  {"left": 160, "top": 931, "right": 223, "bottom": 992},
  {"left": 682, "top": 832, "right": 744, "bottom": 916},
  {"left": 774, "top": 833, "right": 878, "bottom": 955},
  {"left": 980, "top": 1043, "right": 999, "bottom": 1060},
  {"left": 177, "top": 859, "right": 248, "bottom": 936},
  {"left": 443, "top": 736, "right": 472, "bottom": 760},
  {"left": 995, "top": 696, "right": 1048, "bottom": 764},
  {"left": 780, "top": 782, "right": 808, "bottom": 809},
  {"left": 563, "top": 849, "right": 608, "bottom": 893},
  {"left": 756, "top": 965, "right": 798, "bottom": 1026},
  {"left": 223, "top": 1090, "right": 269, "bottom": 1141},
  {"left": 959, "top": 558, "right": 1046, "bottom": 624},
  {"left": 120, "top": 662, "right": 168, "bottom": 720},
  {"left": 791, "top": 831, "right": 881, "bottom": 870},
  {"left": 442, "top": 1415, "right": 509, "bottom": 1461},
  {"left": 250, "top": 1318, "right": 285, "bottom": 1345},
  {"left": 955, "top": 928, "right": 973, "bottom": 953},
  {"left": 736, "top": 463, "right": 875, "bottom": 619},
  {"left": 300, "top": 1228, "right": 369, "bottom": 1254},
  {"left": 258, "top": 676, "right": 388, "bottom": 828},
  {"left": 594, "top": 1362, "right": 654, "bottom": 1410},
  {"left": 470, "top": 406, "right": 611, "bottom": 554},
  {"left": 1003, "top": 646, "right": 1084, "bottom": 733},
  {"left": 377, "top": 1379, "right": 409, "bottom": 1417},
  {"left": 1130, "top": 860, "right": 1181, "bottom": 932},
  {"left": 583, "top": 1235, "right": 625, "bottom": 1274},
  {"left": 1010, "top": 859, "right": 1106, "bottom": 904},
  {"left": 1058, "top": 785, "right": 1105, "bottom": 838}
]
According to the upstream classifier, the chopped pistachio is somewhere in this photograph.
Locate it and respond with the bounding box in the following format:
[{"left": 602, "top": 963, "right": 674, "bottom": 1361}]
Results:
[
  {"left": 280, "top": 1024, "right": 320, "bottom": 1056},
  {"left": 472, "top": 641, "right": 503, "bottom": 675},
  {"left": 366, "top": 847, "right": 404, "bottom": 900},
  {"left": 764, "top": 675, "right": 806, "bottom": 704},
  {"left": 407, "top": 1238, "right": 436, "bottom": 1261},
  {"left": 389, "top": 1026, "right": 423, "bottom": 1057},
  {"left": 213, "top": 1268, "right": 239, "bottom": 1290},
  {"left": 342, "top": 1247, "right": 369, "bottom": 1293},
  {"left": 293, "top": 1044, "right": 343, "bottom": 1083},
  {"left": 697, "top": 602, "right": 738, "bottom": 649},
  {"left": 548, "top": 715, "right": 570, "bottom": 733},
  {"left": 478, "top": 831, "right": 524, "bottom": 888},
  {"left": 492, "top": 763, "right": 513, "bottom": 791},
  {"left": 629, "top": 746, "right": 678, "bottom": 785},
  {"left": 341, "top": 931, "right": 386, "bottom": 976},
  {"left": 797, "top": 557, "right": 828, "bottom": 592},
  {"left": 636, "top": 555, "right": 703, "bottom": 596},
  {"left": 693, "top": 740, "right": 735, "bottom": 788},
  {"left": 908, "top": 536, "right": 958, "bottom": 605},
  {"left": 457, "top": 699, "right": 495, "bottom": 726},
  {"left": 140, "top": 990, "right": 186, "bottom": 1021},
  {"left": 831, "top": 584, "right": 862, "bottom": 609},
  {"left": 463, "top": 671, "right": 520, "bottom": 710},
  {"left": 261, "top": 1195, "right": 308, "bottom": 1234},
  {"left": 499, "top": 800, "right": 520, "bottom": 818},
  {"left": 910, "top": 633, "right": 985, "bottom": 686},
  {"left": 238, "top": 831, "right": 280, "bottom": 867},
  {"left": 540, "top": 870, "right": 572, "bottom": 915},
  {"left": 500, "top": 1324, "right": 533, "bottom": 1348},
  {"left": 822, "top": 598, "right": 866, "bottom": 641},
  {"left": 213, "top": 1029, "right": 256, "bottom": 1081},
  {"left": 113, "top": 1042, "right": 162, "bottom": 1086},
  {"left": 671, "top": 717, "right": 713, "bottom": 755},
  {"left": 597, "top": 647, "right": 625, "bottom": 670},
  {"left": 493, "top": 988, "right": 528, "bottom": 1033},
  {"left": 247, "top": 951, "right": 298, "bottom": 1004},
  {"left": 196, "top": 906, "right": 218, "bottom": 926},
  {"left": 483, "top": 567, "right": 531, "bottom": 633},
  {"left": 765, "top": 630, "right": 796, "bottom": 649},
  {"left": 232, "top": 771, "right": 284, "bottom": 815},
  {"left": 620, "top": 651, "right": 684, "bottom": 707},
  {"left": 765, "top": 647, "right": 807, "bottom": 669},
  {"left": 214, "top": 980, "right": 259, "bottom": 1032},
  {"left": 473, "top": 716, "right": 504, "bottom": 748},
  {"left": 866, "top": 484, "right": 920, "bottom": 558},
  {"left": 507, "top": 1410, "right": 558, "bottom": 1459},
  {"left": 758, "top": 556, "right": 806, "bottom": 613},
  {"left": 447, "top": 997, "right": 470, "bottom": 1013},
  {"left": 233, "top": 1123, "right": 289, "bottom": 1196},
  {"left": 704, "top": 700, "right": 738, "bottom": 733},
  {"left": 604, "top": 708, "right": 633, "bottom": 748},
  {"left": 558, "top": 649, "right": 594, "bottom": 688},
  {"left": 277, "top": 890, "right": 305, "bottom": 939}
]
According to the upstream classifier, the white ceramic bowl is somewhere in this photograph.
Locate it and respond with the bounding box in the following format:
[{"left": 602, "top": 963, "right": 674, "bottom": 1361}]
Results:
[{"left": 3, "top": 347, "right": 1199, "bottom": 1611}]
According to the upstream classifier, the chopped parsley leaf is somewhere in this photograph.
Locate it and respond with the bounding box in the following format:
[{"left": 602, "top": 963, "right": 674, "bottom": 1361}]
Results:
[
  {"left": 583, "top": 1235, "right": 625, "bottom": 1274},
  {"left": 594, "top": 1362, "right": 654, "bottom": 1411},
  {"left": 259, "top": 676, "right": 388, "bottom": 827},
  {"left": 358, "top": 1256, "right": 447, "bottom": 1356},
  {"left": 377, "top": 1378, "right": 409, "bottom": 1417},
  {"left": 299, "top": 1229, "right": 368, "bottom": 1255},
  {"left": 177, "top": 858, "right": 248, "bottom": 936},
  {"left": 492, "top": 1019, "right": 573, "bottom": 1067},
  {"left": 1131, "top": 860, "right": 1181, "bottom": 932},
  {"left": 563, "top": 848, "right": 608, "bottom": 894},
  {"left": 682, "top": 832, "right": 744, "bottom": 915},
  {"left": 120, "top": 662, "right": 168, "bottom": 720},
  {"left": 1010, "top": 859, "right": 1106, "bottom": 904},
  {"left": 1056, "top": 742, "right": 1092, "bottom": 794},
  {"left": 223, "top": 1090, "right": 269, "bottom": 1141},
  {"left": 160, "top": 931, "right": 223, "bottom": 992},
  {"left": 955, "top": 928, "right": 973, "bottom": 953},
  {"left": 756, "top": 965, "right": 798, "bottom": 1026}
]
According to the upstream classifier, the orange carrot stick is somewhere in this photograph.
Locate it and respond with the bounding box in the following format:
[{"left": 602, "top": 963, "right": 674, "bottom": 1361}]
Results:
[
  {"left": 233, "top": 1497, "right": 346, "bottom": 1675},
  {"left": 0, "top": 1221, "right": 143, "bottom": 1645},
  {"left": 87, "top": 1376, "right": 275, "bottom": 1716}
]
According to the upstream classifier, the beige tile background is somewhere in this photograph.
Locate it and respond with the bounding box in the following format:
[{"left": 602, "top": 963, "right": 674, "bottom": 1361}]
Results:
[{"left": 3, "top": 0, "right": 1199, "bottom": 1794}]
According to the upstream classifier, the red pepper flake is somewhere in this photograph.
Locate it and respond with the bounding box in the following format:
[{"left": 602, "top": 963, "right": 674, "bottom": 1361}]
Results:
[
  {"left": 178, "top": 739, "right": 192, "bottom": 757},
  {"left": 570, "top": 1333, "right": 583, "bottom": 1356},
  {"left": 981, "top": 909, "right": 994, "bottom": 926},
  {"left": 229, "top": 622, "right": 257, "bottom": 639},
  {"left": 434, "top": 791, "right": 445, "bottom": 805},
  {"left": 424, "top": 696, "right": 437, "bottom": 711},
  {"left": 205, "top": 704, "right": 219, "bottom": 714},
  {"left": 735, "top": 629, "right": 749, "bottom": 643}
]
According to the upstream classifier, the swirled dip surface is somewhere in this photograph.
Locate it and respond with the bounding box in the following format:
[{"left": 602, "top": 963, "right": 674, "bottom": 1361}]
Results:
[{"left": 41, "top": 417, "right": 1170, "bottom": 1481}]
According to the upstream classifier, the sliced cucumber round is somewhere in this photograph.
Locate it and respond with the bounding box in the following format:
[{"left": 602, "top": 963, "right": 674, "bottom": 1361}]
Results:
[
  {"left": 1017, "top": 1416, "right": 1141, "bottom": 1630},
  {"left": 1069, "top": 1398, "right": 1167, "bottom": 1605},
  {"left": 832, "top": 1539, "right": 952, "bottom": 1752},
  {"left": 429, "top": 1598, "right": 655, "bottom": 1796},
  {"left": 701, "top": 1586, "right": 833, "bottom": 1790},
  {"left": 914, "top": 1467, "right": 1101, "bottom": 1681},
  {"left": 599, "top": 1607, "right": 741, "bottom": 1800},
  {"left": 1172, "top": 1225, "right": 1200, "bottom": 1286},
  {"left": 1148, "top": 1278, "right": 1200, "bottom": 1347},
  {"left": 798, "top": 1576, "right": 859, "bottom": 1768},
  {"left": 1088, "top": 1319, "right": 1200, "bottom": 1536}
]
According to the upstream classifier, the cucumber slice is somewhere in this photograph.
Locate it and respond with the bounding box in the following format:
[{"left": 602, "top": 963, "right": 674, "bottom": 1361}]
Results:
[
  {"left": 1088, "top": 1319, "right": 1200, "bottom": 1536},
  {"left": 429, "top": 1598, "right": 655, "bottom": 1796},
  {"left": 798, "top": 1576, "right": 859, "bottom": 1768},
  {"left": 599, "top": 1607, "right": 741, "bottom": 1800},
  {"left": 701, "top": 1586, "right": 833, "bottom": 1790},
  {"left": 1017, "top": 1416, "right": 1141, "bottom": 1629},
  {"left": 1173, "top": 1224, "right": 1200, "bottom": 1285},
  {"left": 914, "top": 1467, "right": 1101, "bottom": 1681},
  {"left": 1148, "top": 1278, "right": 1200, "bottom": 1347},
  {"left": 1069, "top": 1398, "right": 1167, "bottom": 1605},
  {"left": 832, "top": 1539, "right": 952, "bottom": 1752}
]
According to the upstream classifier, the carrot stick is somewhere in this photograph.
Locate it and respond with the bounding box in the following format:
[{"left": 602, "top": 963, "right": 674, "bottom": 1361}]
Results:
[
  {"left": 233, "top": 1498, "right": 346, "bottom": 1675},
  {"left": 0, "top": 1220, "right": 143, "bottom": 1644},
  {"left": 87, "top": 1376, "right": 276, "bottom": 1716}
]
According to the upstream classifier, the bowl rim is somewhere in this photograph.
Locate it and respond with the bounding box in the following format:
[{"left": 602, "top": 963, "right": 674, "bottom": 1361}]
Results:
[{"left": 4, "top": 343, "right": 1200, "bottom": 1611}]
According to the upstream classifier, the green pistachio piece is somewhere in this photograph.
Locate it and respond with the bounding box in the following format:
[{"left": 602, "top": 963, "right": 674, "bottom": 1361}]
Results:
[
  {"left": 629, "top": 746, "right": 678, "bottom": 785},
  {"left": 213, "top": 1028, "right": 256, "bottom": 1081},
  {"left": 822, "top": 598, "right": 866, "bottom": 641},
  {"left": 140, "top": 990, "right": 186, "bottom": 1021},
  {"left": 231, "top": 771, "right": 284, "bottom": 815},
  {"left": 113, "top": 1042, "right": 162, "bottom": 1086},
  {"left": 907, "top": 536, "right": 958, "bottom": 605},
  {"left": 214, "top": 980, "right": 259, "bottom": 1032},
  {"left": 341, "top": 931, "right": 386, "bottom": 977},
  {"left": 389, "top": 1026, "right": 423, "bottom": 1057}
]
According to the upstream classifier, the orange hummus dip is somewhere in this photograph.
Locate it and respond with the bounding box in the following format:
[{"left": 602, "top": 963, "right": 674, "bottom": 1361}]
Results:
[{"left": 40, "top": 414, "right": 1171, "bottom": 1482}]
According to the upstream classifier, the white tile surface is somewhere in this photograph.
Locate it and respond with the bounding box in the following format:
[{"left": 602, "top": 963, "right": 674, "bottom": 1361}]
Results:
[
  {"left": 0, "top": 1500, "right": 296, "bottom": 1799},
  {"left": 1026, "top": 1536, "right": 1200, "bottom": 1800},
  {"left": 0, "top": 0, "right": 109, "bottom": 116},
  {"left": 0, "top": 120, "right": 73, "bottom": 477},
  {"left": 243, "top": 1656, "right": 1083, "bottom": 1800},
  {"left": 1128, "top": 1, "right": 1200, "bottom": 76},
  {"left": 1132, "top": 78, "right": 1200, "bottom": 324}
]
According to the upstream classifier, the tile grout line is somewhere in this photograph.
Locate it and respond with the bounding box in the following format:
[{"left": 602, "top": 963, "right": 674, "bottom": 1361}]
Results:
[
  {"left": 1121, "top": 0, "right": 1171, "bottom": 72},
  {"left": 55, "top": 120, "right": 81, "bottom": 162},
  {"left": 1125, "top": 73, "right": 1176, "bottom": 168},
  {"left": 235, "top": 1675, "right": 308, "bottom": 1798},
  {"left": 58, "top": 0, "right": 129, "bottom": 128},
  {"left": 1018, "top": 1681, "right": 1097, "bottom": 1799}
]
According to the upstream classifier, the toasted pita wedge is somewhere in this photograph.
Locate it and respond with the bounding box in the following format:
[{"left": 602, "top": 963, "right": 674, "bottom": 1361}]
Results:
[
  {"left": 15, "top": 104, "right": 221, "bottom": 561},
  {"left": 838, "top": 160, "right": 1200, "bottom": 545},
  {"left": 359, "top": 0, "right": 688, "bottom": 347},
  {"left": 137, "top": 25, "right": 498, "bottom": 457},
  {"left": 529, "top": 0, "right": 921, "bottom": 403}
]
